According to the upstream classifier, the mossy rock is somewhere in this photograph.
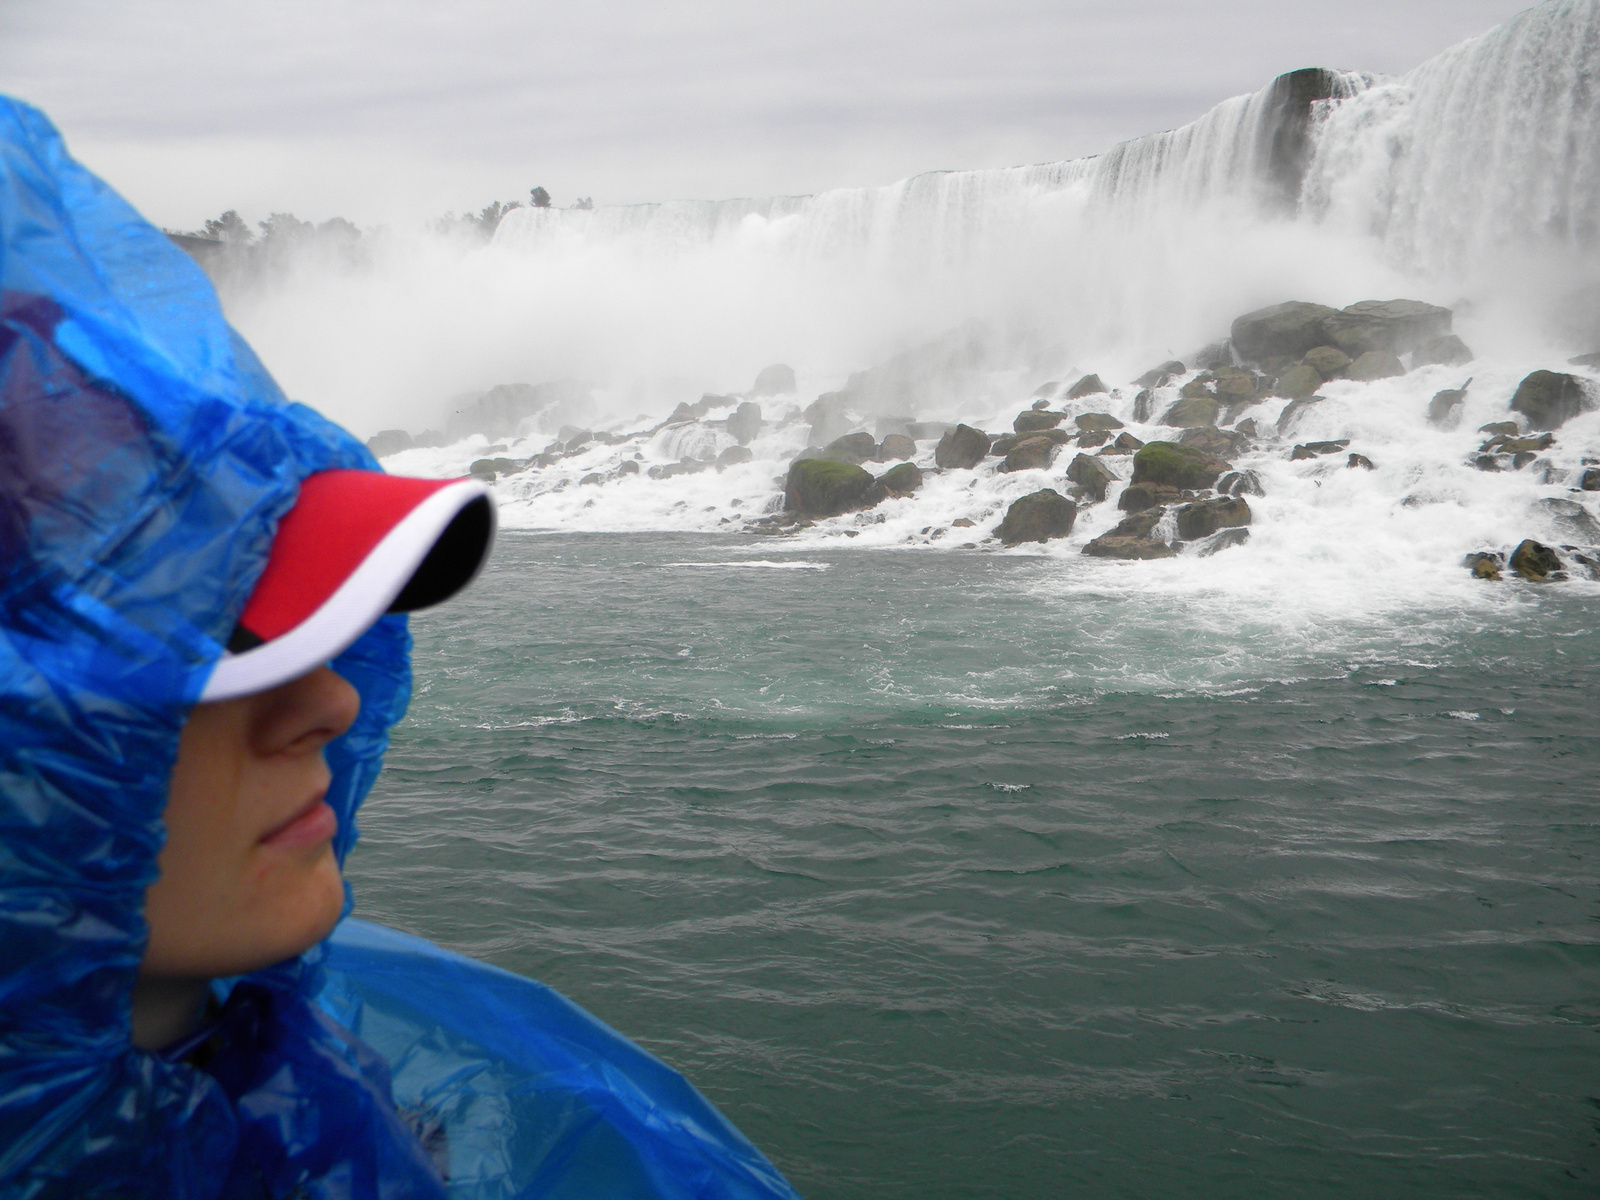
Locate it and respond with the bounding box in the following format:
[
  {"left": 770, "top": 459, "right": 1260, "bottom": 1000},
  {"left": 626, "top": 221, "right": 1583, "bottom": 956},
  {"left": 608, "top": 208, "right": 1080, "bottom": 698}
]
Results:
[
  {"left": 1131, "top": 441, "right": 1230, "bottom": 490},
  {"left": 1510, "top": 539, "right": 1562, "bottom": 581},
  {"left": 1302, "top": 345, "right": 1351, "bottom": 377},
  {"left": 1347, "top": 350, "right": 1405, "bottom": 381},
  {"left": 1510, "top": 370, "right": 1588, "bottom": 430},
  {"left": 996, "top": 489, "right": 1077, "bottom": 545},
  {"left": 1212, "top": 367, "right": 1258, "bottom": 400},
  {"left": 1100, "top": 432, "right": 1146, "bottom": 456},
  {"left": 878, "top": 462, "right": 923, "bottom": 494},
  {"left": 1083, "top": 508, "right": 1175, "bottom": 559},
  {"left": 1323, "top": 299, "right": 1452, "bottom": 358},
  {"left": 1075, "top": 412, "right": 1125, "bottom": 431},
  {"left": 1274, "top": 363, "right": 1322, "bottom": 399},
  {"left": 1014, "top": 410, "right": 1067, "bottom": 433},
  {"left": 1067, "top": 373, "right": 1108, "bottom": 399},
  {"left": 1174, "top": 496, "right": 1251, "bottom": 540},
  {"left": 1463, "top": 551, "right": 1503, "bottom": 581},
  {"left": 784, "top": 458, "right": 881, "bottom": 516},
  {"left": 1000, "top": 435, "right": 1059, "bottom": 473},
  {"left": 1160, "top": 394, "right": 1221, "bottom": 428}
]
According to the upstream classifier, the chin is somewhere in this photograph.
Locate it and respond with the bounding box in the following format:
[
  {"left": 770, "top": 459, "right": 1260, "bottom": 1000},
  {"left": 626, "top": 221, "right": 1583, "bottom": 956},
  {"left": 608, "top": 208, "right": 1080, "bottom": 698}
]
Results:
[{"left": 250, "top": 850, "right": 347, "bottom": 971}]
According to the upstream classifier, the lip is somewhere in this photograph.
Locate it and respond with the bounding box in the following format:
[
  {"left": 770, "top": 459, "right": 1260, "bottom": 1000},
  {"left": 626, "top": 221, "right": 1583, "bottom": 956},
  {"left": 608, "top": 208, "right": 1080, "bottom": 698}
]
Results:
[{"left": 259, "top": 794, "right": 339, "bottom": 849}]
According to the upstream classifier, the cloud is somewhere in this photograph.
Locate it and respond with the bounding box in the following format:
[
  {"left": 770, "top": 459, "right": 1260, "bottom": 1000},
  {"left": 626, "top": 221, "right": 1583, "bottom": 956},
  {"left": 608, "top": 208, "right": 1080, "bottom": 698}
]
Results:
[{"left": 0, "top": 0, "right": 1535, "bottom": 227}]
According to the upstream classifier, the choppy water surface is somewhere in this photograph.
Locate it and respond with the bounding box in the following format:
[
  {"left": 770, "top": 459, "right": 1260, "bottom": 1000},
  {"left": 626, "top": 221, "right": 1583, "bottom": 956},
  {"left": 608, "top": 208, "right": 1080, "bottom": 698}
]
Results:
[{"left": 347, "top": 532, "right": 1600, "bottom": 1199}]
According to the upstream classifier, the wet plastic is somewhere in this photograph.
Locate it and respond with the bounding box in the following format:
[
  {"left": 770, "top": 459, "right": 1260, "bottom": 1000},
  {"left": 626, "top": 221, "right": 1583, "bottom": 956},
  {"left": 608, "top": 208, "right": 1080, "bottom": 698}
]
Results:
[{"left": 0, "top": 97, "right": 800, "bottom": 1200}]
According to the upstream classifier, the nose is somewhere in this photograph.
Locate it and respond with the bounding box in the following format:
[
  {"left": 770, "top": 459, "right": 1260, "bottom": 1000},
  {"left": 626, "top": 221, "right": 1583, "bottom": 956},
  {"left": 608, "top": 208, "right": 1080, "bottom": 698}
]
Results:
[{"left": 250, "top": 665, "right": 362, "bottom": 758}]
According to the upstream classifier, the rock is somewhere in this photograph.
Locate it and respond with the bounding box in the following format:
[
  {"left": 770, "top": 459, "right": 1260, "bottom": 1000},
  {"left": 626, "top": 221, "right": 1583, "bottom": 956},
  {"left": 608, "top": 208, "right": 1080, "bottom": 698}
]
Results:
[
  {"left": 953, "top": 517, "right": 975, "bottom": 528},
  {"left": 1174, "top": 496, "right": 1251, "bottom": 540},
  {"left": 1478, "top": 421, "right": 1519, "bottom": 436},
  {"left": 648, "top": 459, "right": 711, "bottom": 480},
  {"left": 1482, "top": 432, "right": 1555, "bottom": 454},
  {"left": 1083, "top": 509, "right": 1175, "bottom": 559},
  {"left": 1160, "top": 393, "right": 1222, "bottom": 428},
  {"left": 878, "top": 462, "right": 923, "bottom": 494},
  {"left": 1030, "top": 398, "right": 1052, "bottom": 411},
  {"left": 1347, "top": 350, "right": 1406, "bottom": 381},
  {"left": 1535, "top": 497, "right": 1600, "bottom": 542},
  {"left": 1000, "top": 435, "right": 1059, "bottom": 473},
  {"left": 1031, "top": 382, "right": 1061, "bottom": 399},
  {"left": 1290, "top": 439, "right": 1351, "bottom": 460},
  {"left": 1510, "top": 538, "right": 1562, "bottom": 581},
  {"left": 1133, "top": 389, "right": 1157, "bottom": 422},
  {"left": 1568, "top": 352, "right": 1600, "bottom": 370},
  {"left": 1135, "top": 360, "right": 1186, "bottom": 388},
  {"left": 1272, "top": 363, "right": 1322, "bottom": 400},
  {"left": 1231, "top": 301, "right": 1339, "bottom": 360},
  {"left": 875, "top": 415, "right": 915, "bottom": 438},
  {"left": 996, "top": 489, "right": 1077, "bottom": 545},
  {"left": 1323, "top": 299, "right": 1453, "bottom": 358},
  {"left": 469, "top": 456, "right": 520, "bottom": 481},
  {"left": 717, "top": 445, "right": 754, "bottom": 467},
  {"left": 1196, "top": 527, "right": 1251, "bottom": 556},
  {"left": 1347, "top": 453, "right": 1376, "bottom": 470},
  {"left": 1076, "top": 412, "right": 1125, "bottom": 431},
  {"left": 410, "top": 430, "right": 448, "bottom": 449},
  {"left": 1579, "top": 467, "right": 1600, "bottom": 491},
  {"left": 1463, "top": 551, "right": 1503, "bottom": 581},
  {"left": 751, "top": 364, "right": 797, "bottom": 396},
  {"left": 804, "top": 391, "right": 857, "bottom": 445},
  {"left": 992, "top": 429, "right": 1072, "bottom": 456},
  {"left": 564, "top": 429, "right": 594, "bottom": 452},
  {"left": 1015, "top": 410, "right": 1067, "bottom": 433},
  {"left": 1117, "top": 483, "right": 1180, "bottom": 513},
  {"left": 1428, "top": 384, "right": 1470, "bottom": 427},
  {"left": 1234, "top": 418, "right": 1260, "bottom": 439},
  {"left": 1131, "top": 441, "right": 1231, "bottom": 490},
  {"left": 617, "top": 459, "right": 640, "bottom": 475},
  {"left": 727, "top": 401, "right": 764, "bottom": 445},
  {"left": 366, "top": 428, "right": 413, "bottom": 457},
  {"left": 1217, "top": 469, "right": 1265, "bottom": 497},
  {"left": 822, "top": 431, "right": 878, "bottom": 464},
  {"left": 1473, "top": 455, "right": 1502, "bottom": 472},
  {"left": 1067, "top": 374, "right": 1108, "bottom": 399},
  {"left": 877, "top": 433, "right": 917, "bottom": 461},
  {"left": 1212, "top": 367, "right": 1258, "bottom": 401},
  {"left": 578, "top": 472, "right": 604, "bottom": 486},
  {"left": 1193, "top": 340, "right": 1234, "bottom": 371},
  {"left": 906, "top": 421, "right": 954, "bottom": 441},
  {"left": 784, "top": 458, "right": 882, "bottom": 517},
  {"left": 1413, "top": 334, "right": 1473, "bottom": 367},
  {"left": 935, "top": 424, "right": 991, "bottom": 469},
  {"left": 1302, "top": 345, "right": 1352, "bottom": 378},
  {"left": 1099, "top": 432, "right": 1146, "bottom": 456},
  {"left": 1177, "top": 425, "right": 1248, "bottom": 459},
  {"left": 1076, "top": 430, "right": 1111, "bottom": 449},
  {"left": 1276, "top": 397, "right": 1321, "bottom": 433},
  {"left": 1066, "top": 452, "right": 1118, "bottom": 502},
  {"left": 1510, "top": 370, "right": 1589, "bottom": 430}
]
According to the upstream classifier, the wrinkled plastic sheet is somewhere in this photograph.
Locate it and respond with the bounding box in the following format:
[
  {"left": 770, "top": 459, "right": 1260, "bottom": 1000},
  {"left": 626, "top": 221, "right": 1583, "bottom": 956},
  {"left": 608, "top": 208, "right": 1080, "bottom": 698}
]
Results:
[{"left": 318, "top": 920, "right": 800, "bottom": 1200}]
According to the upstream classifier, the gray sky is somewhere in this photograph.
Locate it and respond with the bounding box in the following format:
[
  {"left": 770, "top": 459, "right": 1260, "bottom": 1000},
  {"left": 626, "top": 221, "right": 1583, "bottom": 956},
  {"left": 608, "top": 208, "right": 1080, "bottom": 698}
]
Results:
[{"left": 0, "top": 0, "right": 1536, "bottom": 230}]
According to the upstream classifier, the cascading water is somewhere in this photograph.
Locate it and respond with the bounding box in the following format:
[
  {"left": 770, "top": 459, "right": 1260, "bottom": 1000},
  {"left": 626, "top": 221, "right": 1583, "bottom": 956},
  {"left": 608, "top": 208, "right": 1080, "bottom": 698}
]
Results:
[{"left": 222, "top": 0, "right": 1600, "bottom": 615}]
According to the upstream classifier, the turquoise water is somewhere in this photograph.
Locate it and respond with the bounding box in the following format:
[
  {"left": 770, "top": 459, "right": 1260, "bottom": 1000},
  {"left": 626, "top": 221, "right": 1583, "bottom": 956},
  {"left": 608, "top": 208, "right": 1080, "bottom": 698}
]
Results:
[{"left": 347, "top": 532, "right": 1600, "bottom": 1198}]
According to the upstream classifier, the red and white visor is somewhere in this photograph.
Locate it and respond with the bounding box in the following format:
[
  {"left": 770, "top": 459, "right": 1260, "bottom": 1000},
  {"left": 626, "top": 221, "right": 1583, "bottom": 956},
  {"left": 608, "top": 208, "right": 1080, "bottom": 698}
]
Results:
[{"left": 201, "top": 470, "right": 496, "bottom": 702}]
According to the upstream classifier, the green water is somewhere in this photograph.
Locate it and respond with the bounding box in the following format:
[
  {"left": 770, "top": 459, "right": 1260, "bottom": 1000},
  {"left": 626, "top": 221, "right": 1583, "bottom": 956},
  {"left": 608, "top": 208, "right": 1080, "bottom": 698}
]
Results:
[{"left": 347, "top": 532, "right": 1600, "bottom": 1198}]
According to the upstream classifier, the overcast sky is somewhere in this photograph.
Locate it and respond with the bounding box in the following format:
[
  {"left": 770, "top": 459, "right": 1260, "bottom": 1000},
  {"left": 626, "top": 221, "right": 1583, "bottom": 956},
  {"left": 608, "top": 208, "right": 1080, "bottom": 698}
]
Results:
[{"left": 0, "top": 0, "right": 1536, "bottom": 231}]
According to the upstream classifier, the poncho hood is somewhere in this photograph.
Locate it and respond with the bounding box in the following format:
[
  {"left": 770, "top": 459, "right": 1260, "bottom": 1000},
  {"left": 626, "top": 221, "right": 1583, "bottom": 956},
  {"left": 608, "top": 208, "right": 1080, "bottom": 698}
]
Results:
[{"left": 0, "top": 98, "right": 436, "bottom": 1195}]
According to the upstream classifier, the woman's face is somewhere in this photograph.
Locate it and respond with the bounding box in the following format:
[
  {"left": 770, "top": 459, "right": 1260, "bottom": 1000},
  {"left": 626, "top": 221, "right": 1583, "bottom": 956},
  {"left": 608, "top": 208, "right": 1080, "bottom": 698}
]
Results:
[{"left": 142, "top": 666, "right": 360, "bottom": 981}]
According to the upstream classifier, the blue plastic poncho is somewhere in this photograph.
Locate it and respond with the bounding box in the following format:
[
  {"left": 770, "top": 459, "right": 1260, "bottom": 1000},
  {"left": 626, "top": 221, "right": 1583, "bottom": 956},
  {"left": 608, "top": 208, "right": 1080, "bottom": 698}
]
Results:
[{"left": 0, "top": 99, "right": 800, "bottom": 1200}]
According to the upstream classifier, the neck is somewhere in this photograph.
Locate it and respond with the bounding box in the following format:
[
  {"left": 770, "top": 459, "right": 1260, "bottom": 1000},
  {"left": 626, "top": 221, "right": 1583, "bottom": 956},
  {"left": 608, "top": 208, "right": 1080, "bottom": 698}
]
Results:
[{"left": 130, "top": 975, "right": 209, "bottom": 1051}]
